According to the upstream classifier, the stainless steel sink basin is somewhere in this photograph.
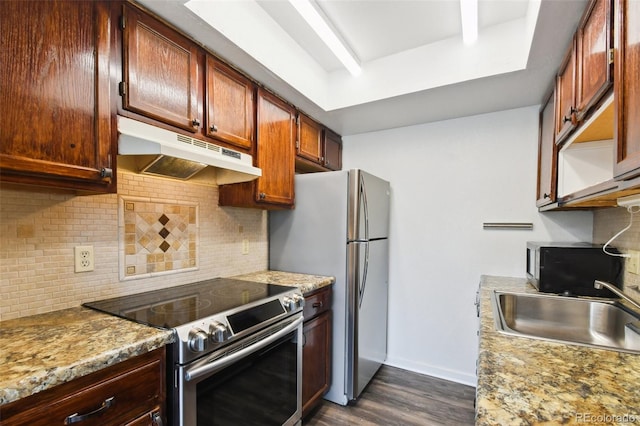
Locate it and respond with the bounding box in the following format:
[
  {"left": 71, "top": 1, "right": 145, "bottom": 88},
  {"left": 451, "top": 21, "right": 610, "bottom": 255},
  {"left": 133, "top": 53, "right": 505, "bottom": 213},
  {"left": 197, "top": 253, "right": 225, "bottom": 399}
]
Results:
[{"left": 491, "top": 291, "right": 640, "bottom": 354}]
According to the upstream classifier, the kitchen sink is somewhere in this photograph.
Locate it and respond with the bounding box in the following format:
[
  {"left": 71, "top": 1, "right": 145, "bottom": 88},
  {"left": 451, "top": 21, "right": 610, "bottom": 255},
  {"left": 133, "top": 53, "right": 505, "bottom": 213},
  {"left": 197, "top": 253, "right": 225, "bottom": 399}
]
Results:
[{"left": 491, "top": 291, "right": 640, "bottom": 354}]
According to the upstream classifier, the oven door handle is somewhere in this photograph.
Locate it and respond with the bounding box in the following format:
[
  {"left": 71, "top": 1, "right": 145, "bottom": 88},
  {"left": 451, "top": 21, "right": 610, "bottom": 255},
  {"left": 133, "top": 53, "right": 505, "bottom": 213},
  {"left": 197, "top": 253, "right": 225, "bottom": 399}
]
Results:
[{"left": 184, "top": 316, "right": 303, "bottom": 382}]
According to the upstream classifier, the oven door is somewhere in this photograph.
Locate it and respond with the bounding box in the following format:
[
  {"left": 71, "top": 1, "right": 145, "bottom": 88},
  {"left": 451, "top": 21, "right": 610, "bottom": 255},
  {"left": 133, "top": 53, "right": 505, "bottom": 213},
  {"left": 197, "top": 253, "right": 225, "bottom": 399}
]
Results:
[{"left": 176, "top": 315, "right": 303, "bottom": 426}]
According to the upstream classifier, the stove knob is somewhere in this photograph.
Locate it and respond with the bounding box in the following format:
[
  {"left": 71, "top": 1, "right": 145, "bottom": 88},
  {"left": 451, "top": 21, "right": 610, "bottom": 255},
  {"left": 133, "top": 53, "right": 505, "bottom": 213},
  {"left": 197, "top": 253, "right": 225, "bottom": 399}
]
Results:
[
  {"left": 293, "top": 294, "right": 305, "bottom": 309},
  {"left": 188, "top": 328, "right": 208, "bottom": 352},
  {"left": 210, "top": 321, "right": 231, "bottom": 343},
  {"left": 282, "top": 296, "right": 295, "bottom": 312}
]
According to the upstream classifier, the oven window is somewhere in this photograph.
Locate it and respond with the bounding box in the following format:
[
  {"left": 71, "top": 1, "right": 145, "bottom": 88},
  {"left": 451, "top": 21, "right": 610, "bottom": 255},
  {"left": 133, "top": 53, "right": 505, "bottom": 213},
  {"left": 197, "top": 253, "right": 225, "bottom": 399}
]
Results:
[{"left": 196, "top": 331, "right": 298, "bottom": 425}]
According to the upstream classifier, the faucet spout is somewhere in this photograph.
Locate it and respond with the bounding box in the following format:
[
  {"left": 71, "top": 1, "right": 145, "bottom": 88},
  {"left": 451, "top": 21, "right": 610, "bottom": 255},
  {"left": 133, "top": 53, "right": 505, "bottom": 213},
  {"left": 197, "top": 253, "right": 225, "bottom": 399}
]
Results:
[{"left": 594, "top": 280, "right": 640, "bottom": 311}]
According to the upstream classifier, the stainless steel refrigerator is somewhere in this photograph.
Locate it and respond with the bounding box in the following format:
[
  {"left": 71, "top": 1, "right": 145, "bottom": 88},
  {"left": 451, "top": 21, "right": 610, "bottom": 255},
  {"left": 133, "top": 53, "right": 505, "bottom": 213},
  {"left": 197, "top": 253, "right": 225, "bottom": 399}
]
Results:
[{"left": 269, "top": 169, "right": 390, "bottom": 405}]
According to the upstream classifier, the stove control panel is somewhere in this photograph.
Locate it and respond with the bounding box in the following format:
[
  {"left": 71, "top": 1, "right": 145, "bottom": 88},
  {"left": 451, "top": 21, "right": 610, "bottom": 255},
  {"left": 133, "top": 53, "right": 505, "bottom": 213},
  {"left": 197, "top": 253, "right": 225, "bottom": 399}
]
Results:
[
  {"left": 283, "top": 294, "right": 305, "bottom": 312},
  {"left": 176, "top": 287, "right": 304, "bottom": 362}
]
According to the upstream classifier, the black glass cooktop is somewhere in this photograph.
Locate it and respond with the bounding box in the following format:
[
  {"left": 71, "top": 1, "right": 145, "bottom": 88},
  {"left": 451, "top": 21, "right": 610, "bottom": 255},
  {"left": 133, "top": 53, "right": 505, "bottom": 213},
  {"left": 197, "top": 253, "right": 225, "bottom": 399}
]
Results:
[{"left": 83, "top": 278, "right": 292, "bottom": 329}]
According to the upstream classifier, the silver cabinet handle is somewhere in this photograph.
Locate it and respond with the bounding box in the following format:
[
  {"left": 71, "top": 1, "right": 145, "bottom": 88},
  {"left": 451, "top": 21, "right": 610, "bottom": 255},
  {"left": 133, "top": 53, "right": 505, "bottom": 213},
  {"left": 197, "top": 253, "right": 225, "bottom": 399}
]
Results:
[
  {"left": 64, "top": 397, "right": 115, "bottom": 424},
  {"left": 152, "top": 411, "right": 164, "bottom": 426},
  {"left": 100, "top": 168, "right": 113, "bottom": 179}
]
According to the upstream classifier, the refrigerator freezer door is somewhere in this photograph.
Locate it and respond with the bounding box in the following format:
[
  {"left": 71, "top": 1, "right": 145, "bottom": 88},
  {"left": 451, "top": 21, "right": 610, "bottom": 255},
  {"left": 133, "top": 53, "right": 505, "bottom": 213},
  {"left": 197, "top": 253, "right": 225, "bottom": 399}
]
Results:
[
  {"left": 348, "top": 170, "right": 390, "bottom": 242},
  {"left": 346, "top": 239, "right": 389, "bottom": 400}
]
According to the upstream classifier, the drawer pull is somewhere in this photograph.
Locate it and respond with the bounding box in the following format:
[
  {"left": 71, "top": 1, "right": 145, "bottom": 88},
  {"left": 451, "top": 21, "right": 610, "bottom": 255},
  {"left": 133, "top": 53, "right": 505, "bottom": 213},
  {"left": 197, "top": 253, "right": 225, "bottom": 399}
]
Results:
[
  {"left": 64, "top": 396, "right": 115, "bottom": 424},
  {"left": 152, "top": 411, "right": 164, "bottom": 426},
  {"left": 312, "top": 301, "right": 323, "bottom": 308}
]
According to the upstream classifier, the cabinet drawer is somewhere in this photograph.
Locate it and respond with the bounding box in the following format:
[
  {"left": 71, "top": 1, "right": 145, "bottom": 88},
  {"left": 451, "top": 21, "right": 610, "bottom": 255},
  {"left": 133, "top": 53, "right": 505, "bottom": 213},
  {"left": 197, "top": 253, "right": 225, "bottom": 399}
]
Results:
[
  {"left": 1, "top": 350, "right": 164, "bottom": 426},
  {"left": 303, "top": 287, "right": 332, "bottom": 320},
  {"left": 124, "top": 407, "right": 163, "bottom": 426}
]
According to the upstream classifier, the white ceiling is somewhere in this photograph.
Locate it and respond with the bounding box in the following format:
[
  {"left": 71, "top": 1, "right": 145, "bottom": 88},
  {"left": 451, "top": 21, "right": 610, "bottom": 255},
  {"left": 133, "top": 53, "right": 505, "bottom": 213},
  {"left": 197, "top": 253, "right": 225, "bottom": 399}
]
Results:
[
  {"left": 136, "top": 0, "right": 588, "bottom": 136},
  {"left": 256, "top": 0, "right": 531, "bottom": 71}
]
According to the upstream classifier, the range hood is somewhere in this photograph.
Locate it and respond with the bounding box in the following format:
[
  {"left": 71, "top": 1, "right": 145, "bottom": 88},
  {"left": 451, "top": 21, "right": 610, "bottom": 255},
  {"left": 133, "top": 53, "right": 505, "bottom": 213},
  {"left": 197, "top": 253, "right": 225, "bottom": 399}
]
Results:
[{"left": 117, "top": 116, "right": 261, "bottom": 184}]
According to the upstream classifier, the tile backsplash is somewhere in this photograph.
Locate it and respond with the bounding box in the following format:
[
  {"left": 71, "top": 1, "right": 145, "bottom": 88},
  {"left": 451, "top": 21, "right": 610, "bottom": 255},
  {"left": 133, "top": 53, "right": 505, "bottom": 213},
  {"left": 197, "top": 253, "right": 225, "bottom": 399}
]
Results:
[
  {"left": 2, "top": 173, "right": 637, "bottom": 321},
  {"left": 120, "top": 196, "right": 198, "bottom": 280},
  {"left": 593, "top": 206, "right": 640, "bottom": 302},
  {"left": 0, "top": 172, "right": 267, "bottom": 320}
]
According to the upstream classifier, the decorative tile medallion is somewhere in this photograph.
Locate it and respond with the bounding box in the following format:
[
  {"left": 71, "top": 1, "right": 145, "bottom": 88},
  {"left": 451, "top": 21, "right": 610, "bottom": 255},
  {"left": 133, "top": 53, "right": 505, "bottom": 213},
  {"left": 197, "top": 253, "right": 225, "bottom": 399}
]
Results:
[{"left": 119, "top": 197, "right": 198, "bottom": 280}]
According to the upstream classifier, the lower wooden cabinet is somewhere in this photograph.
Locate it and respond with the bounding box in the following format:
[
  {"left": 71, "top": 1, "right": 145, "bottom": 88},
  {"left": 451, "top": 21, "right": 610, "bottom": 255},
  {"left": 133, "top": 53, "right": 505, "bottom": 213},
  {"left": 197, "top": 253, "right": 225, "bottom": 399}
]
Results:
[
  {"left": 124, "top": 409, "right": 164, "bottom": 426},
  {"left": 302, "top": 286, "right": 332, "bottom": 417},
  {"left": 0, "top": 349, "right": 165, "bottom": 426}
]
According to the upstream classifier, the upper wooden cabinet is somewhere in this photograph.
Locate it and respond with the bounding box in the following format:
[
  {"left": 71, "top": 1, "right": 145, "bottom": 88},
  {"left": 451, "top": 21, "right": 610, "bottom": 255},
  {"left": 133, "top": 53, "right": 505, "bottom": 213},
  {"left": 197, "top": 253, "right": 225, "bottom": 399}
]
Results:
[
  {"left": 118, "top": 3, "right": 257, "bottom": 154},
  {"left": 205, "top": 57, "right": 255, "bottom": 151},
  {"left": 536, "top": 90, "right": 558, "bottom": 207},
  {"left": 323, "top": 129, "right": 343, "bottom": 171},
  {"left": 120, "top": 3, "right": 200, "bottom": 133},
  {"left": 537, "top": 0, "right": 640, "bottom": 209},
  {"left": 0, "top": 0, "right": 116, "bottom": 193},
  {"left": 254, "top": 89, "right": 296, "bottom": 206},
  {"left": 295, "top": 113, "right": 343, "bottom": 173},
  {"left": 219, "top": 89, "right": 296, "bottom": 208},
  {"left": 297, "top": 114, "right": 323, "bottom": 163},
  {"left": 576, "top": 0, "right": 614, "bottom": 121},
  {"left": 555, "top": 39, "right": 578, "bottom": 144},
  {"left": 613, "top": 0, "right": 640, "bottom": 180},
  {"left": 556, "top": 0, "right": 614, "bottom": 145}
]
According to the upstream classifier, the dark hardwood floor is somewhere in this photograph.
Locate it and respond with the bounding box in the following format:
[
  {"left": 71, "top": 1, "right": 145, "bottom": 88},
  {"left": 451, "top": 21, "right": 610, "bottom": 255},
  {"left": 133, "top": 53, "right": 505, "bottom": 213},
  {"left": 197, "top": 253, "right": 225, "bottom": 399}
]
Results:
[{"left": 303, "top": 365, "right": 476, "bottom": 426}]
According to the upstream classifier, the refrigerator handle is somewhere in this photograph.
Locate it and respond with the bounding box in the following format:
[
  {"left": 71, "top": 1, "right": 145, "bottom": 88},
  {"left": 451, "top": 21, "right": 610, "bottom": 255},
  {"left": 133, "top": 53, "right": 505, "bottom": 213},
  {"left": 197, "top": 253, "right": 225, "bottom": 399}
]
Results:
[
  {"left": 360, "top": 173, "right": 370, "bottom": 240},
  {"left": 357, "top": 172, "right": 371, "bottom": 308},
  {"left": 359, "top": 242, "right": 370, "bottom": 308}
]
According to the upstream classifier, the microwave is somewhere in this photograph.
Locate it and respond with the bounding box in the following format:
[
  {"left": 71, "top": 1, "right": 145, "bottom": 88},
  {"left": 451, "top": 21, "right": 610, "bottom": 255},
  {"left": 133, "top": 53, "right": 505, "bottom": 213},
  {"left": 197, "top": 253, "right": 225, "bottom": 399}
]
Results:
[{"left": 526, "top": 242, "right": 623, "bottom": 297}]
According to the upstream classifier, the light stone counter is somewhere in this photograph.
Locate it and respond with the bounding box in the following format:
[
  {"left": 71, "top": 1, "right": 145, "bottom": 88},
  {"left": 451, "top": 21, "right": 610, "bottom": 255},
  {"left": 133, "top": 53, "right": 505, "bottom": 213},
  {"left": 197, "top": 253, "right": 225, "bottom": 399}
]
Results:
[
  {"left": 0, "top": 271, "right": 330, "bottom": 407},
  {"left": 0, "top": 307, "right": 173, "bottom": 406},
  {"left": 232, "top": 270, "right": 335, "bottom": 295},
  {"left": 476, "top": 275, "right": 640, "bottom": 425}
]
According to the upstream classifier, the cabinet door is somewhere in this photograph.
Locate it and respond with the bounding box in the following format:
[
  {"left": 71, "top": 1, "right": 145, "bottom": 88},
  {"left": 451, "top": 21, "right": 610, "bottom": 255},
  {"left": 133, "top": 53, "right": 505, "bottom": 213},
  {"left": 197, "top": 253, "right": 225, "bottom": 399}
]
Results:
[
  {"left": 555, "top": 39, "right": 577, "bottom": 144},
  {"left": 297, "top": 113, "right": 323, "bottom": 163},
  {"left": 0, "top": 0, "right": 115, "bottom": 193},
  {"left": 576, "top": 0, "right": 614, "bottom": 120},
  {"left": 302, "top": 311, "right": 332, "bottom": 417},
  {"left": 323, "top": 129, "right": 343, "bottom": 171},
  {"left": 121, "top": 4, "right": 200, "bottom": 133},
  {"left": 614, "top": 0, "right": 640, "bottom": 179},
  {"left": 255, "top": 89, "right": 296, "bottom": 206},
  {"left": 536, "top": 90, "right": 558, "bottom": 207},
  {"left": 205, "top": 57, "right": 255, "bottom": 151}
]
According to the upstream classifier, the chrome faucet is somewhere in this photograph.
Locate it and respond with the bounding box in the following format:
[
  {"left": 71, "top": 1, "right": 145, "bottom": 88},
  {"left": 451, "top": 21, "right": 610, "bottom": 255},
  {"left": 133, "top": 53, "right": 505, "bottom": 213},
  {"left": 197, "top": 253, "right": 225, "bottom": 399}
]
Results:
[{"left": 594, "top": 280, "right": 640, "bottom": 311}]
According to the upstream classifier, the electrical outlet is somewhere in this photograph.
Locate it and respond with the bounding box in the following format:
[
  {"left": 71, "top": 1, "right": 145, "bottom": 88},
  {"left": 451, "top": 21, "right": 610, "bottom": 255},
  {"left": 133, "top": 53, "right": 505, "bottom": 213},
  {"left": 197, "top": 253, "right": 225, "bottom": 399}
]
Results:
[
  {"left": 75, "top": 245, "right": 94, "bottom": 272},
  {"left": 242, "top": 239, "right": 249, "bottom": 255},
  {"left": 628, "top": 250, "right": 640, "bottom": 275}
]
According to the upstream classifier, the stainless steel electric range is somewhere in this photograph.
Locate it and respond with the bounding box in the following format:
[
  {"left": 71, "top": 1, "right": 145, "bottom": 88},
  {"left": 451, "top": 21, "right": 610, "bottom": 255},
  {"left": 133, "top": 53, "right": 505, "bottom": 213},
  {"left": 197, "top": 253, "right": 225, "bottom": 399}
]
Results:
[{"left": 84, "top": 277, "right": 305, "bottom": 426}]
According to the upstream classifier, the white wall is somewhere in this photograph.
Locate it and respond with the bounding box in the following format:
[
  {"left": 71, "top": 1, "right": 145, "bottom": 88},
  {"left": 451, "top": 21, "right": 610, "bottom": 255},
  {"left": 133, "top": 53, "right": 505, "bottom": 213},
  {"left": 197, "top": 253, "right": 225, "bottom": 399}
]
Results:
[{"left": 342, "top": 106, "right": 594, "bottom": 385}]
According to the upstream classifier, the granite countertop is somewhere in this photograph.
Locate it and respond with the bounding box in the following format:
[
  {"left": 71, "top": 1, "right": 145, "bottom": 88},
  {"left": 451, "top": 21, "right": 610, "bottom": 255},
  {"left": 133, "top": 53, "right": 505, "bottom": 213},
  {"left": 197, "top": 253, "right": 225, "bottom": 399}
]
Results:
[
  {"left": 232, "top": 270, "right": 335, "bottom": 294},
  {"left": 0, "top": 270, "right": 332, "bottom": 407},
  {"left": 476, "top": 275, "right": 640, "bottom": 425},
  {"left": 0, "top": 307, "right": 173, "bottom": 406}
]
